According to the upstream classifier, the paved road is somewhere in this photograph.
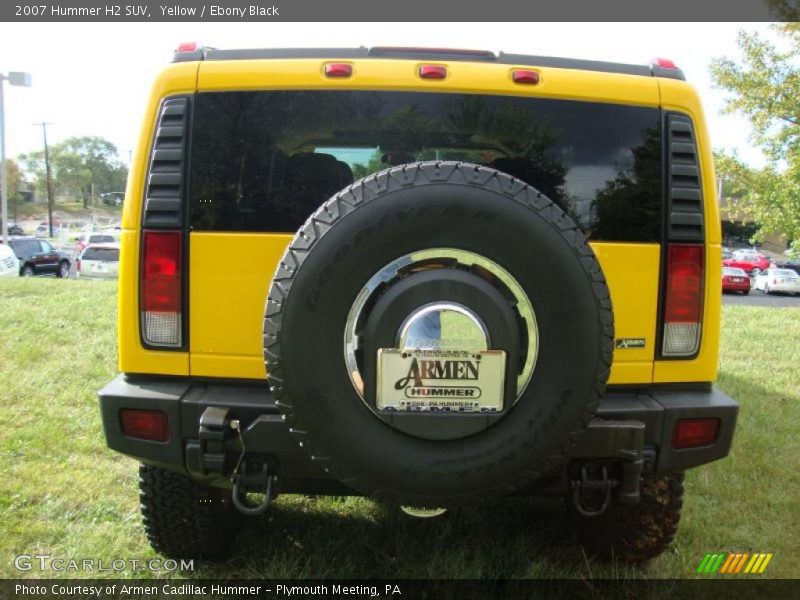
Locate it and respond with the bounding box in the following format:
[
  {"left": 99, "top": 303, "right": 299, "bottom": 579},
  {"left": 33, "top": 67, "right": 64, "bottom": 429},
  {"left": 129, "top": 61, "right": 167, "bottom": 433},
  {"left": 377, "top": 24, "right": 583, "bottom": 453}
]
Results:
[{"left": 723, "top": 290, "right": 800, "bottom": 307}]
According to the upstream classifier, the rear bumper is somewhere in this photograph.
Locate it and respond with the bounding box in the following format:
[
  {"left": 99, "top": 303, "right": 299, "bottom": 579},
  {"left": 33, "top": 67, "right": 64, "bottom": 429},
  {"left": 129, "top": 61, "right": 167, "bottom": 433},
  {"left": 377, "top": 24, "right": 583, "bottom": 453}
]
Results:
[{"left": 99, "top": 375, "right": 738, "bottom": 493}]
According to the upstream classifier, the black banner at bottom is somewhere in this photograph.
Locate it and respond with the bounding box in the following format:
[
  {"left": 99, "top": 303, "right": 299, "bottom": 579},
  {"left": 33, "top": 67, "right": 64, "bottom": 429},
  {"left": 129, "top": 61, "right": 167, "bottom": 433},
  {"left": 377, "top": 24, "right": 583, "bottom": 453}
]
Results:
[{"left": 3, "top": 579, "right": 799, "bottom": 600}]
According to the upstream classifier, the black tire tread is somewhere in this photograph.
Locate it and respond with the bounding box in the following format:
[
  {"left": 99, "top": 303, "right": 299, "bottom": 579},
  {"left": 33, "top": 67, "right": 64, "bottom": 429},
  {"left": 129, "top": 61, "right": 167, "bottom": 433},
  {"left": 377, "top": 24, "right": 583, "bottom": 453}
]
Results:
[
  {"left": 578, "top": 472, "right": 685, "bottom": 562},
  {"left": 139, "top": 464, "right": 241, "bottom": 560},
  {"left": 264, "top": 161, "right": 614, "bottom": 503}
]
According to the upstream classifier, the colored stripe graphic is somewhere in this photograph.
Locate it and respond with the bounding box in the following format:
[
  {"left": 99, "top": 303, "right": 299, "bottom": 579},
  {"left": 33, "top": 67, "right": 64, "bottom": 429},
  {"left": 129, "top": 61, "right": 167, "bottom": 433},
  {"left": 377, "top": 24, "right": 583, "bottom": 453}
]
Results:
[
  {"left": 719, "top": 553, "right": 735, "bottom": 574},
  {"left": 758, "top": 553, "right": 774, "bottom": 574},
  {"left": 720, "top": 553, "right": 738, "bottom": 574},
  {"left": 704, "top": 552, "right": 774, "bottom": 575},
  {"left": 734, "top": 553, "right": 750, "bottom": 573},
  {"left": 696, "top": 554, "right": 712, "bottom": 574}
]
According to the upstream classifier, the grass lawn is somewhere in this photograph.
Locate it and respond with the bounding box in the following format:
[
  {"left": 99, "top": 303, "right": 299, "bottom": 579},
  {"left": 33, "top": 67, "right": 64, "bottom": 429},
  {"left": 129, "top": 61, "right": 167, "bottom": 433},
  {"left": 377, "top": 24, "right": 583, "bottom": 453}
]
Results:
[{"left": 0, "top": 278, "right": 798, "bottom": 579}]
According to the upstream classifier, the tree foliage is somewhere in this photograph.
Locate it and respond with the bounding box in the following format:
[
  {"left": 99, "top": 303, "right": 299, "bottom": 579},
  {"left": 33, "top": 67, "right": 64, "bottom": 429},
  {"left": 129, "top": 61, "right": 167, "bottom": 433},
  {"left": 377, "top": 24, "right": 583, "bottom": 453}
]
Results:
[
  {"left": 710, "top": 24, "right": 800, "bottom": 253},
  {"left": 19, "top": 136, "right": 128, "bottom": 206}
]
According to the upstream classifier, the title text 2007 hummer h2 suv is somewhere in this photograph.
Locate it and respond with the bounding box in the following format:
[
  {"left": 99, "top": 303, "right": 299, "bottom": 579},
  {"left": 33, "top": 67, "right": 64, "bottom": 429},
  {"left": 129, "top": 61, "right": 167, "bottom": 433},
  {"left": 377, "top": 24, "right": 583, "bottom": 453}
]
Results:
[{"left": 99, "top": 45, "right": 738, "bottom": 561}]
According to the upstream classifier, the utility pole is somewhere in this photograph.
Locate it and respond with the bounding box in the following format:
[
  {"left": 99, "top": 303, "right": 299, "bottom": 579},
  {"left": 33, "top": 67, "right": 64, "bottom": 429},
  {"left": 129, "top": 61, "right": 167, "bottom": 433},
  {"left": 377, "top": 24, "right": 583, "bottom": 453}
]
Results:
[
  {"left": 1, "top": 71, "right": 32, "bottom": 244},
  {"left": 35, "top": 122, "right": 55, "bottom": 237}
]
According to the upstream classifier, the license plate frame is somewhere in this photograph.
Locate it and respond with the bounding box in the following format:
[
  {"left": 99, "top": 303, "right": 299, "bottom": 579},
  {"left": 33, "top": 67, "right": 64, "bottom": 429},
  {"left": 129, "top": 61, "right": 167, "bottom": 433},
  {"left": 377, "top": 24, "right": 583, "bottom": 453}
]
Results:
[{"left": 376, "top": 348, "right": 506, "bottom": 413}]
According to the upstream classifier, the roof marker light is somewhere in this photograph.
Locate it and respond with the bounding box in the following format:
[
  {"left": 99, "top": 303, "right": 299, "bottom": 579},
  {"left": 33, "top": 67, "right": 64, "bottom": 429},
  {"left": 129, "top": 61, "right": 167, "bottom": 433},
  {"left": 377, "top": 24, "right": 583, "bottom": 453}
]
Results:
[
  {"left": 324, "top": 63, "right": 353, "bottom": 78},
  {"left": 512, "top": 69, "right": 540, "bottom": 84},
  {"left": 176, "top": 42, "right": 198, "bottom": 53},
  {"left": 419, "top": 65, "right": 447, "bottom": 80},
  {"left": 652, "top": 57, "right": 678, "bottom": 69}
]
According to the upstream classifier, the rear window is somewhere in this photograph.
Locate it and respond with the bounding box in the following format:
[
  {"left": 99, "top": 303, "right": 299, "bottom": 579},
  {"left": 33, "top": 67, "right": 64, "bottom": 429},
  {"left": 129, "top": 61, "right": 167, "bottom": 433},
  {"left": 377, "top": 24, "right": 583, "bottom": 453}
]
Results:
[
  {"left": 89, "top": 235, "right": 116, "bottom": 244},
  {"left": 723, "top": 267, "right": 746, "bottom": 276},
  {"left": 190, "top": 91, "right": 663, "bottom": 242},
  {"left": 82, "top": 247, "right": 119, "bottom": 262},
  {"left": 775, "top": 269, "right": 798, "bottom": 277}
]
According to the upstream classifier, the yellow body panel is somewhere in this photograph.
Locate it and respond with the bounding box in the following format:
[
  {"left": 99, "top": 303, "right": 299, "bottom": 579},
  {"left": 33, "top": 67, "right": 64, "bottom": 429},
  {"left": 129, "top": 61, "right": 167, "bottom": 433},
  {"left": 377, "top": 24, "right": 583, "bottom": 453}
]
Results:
[
  {"left": 119, "top": 55, "right": 721, "bottom": 387},
  {"left": 188, "top": 232, "right": 291, "bottom": 379},
  {"left": 590, "top": 243, "right": 660, "bottom": 384}
]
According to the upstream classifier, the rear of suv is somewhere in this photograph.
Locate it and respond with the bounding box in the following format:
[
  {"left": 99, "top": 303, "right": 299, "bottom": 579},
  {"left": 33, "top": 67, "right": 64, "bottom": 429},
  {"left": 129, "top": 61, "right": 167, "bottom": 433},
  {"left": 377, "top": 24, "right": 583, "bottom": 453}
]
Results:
[{"left": 99, "top": 45, "right": 738, "bottom": 562}]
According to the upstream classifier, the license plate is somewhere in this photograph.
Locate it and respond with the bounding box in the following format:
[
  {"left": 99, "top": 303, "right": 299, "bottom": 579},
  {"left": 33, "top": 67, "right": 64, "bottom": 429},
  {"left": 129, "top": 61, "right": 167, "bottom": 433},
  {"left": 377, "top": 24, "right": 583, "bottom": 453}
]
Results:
[
  {"left": 376, "top": 349, "right": 506, "bottom": 413},
  {"left": 732, "top": 277, "right": 742, "bottom": 282}
]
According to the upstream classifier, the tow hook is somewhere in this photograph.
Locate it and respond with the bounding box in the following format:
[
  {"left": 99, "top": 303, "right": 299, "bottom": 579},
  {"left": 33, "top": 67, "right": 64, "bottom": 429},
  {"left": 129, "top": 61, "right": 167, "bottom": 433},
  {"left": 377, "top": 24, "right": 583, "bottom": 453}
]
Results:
[
  {"left": 231, "top": 460, "right": 278, "bottom": 516},
  {"left": 570, "top": 452, "right": 645, "bottom": 517},
  {"left": 571, "top": 464, "right": 618, "bottom": 517}
]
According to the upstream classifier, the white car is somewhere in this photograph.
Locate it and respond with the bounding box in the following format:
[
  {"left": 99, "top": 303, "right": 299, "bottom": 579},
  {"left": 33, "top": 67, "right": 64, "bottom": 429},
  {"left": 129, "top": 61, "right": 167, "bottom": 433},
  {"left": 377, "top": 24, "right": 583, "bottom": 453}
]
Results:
[
  {"left": 77, "top": 243, "right": 120, "bottom": 279},
  {"left": 0, "top": 243, "right": 20, "bottom": 277},
  {"left": 754, "top": 268, "right": 800, "bottom": 295}
]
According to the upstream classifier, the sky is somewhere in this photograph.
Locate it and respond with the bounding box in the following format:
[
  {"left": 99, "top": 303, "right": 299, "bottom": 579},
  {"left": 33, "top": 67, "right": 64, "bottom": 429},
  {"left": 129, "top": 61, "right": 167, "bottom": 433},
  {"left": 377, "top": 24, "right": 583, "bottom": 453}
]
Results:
[{"left": 0, "top": 22, "right": 776, "bottom": 169}]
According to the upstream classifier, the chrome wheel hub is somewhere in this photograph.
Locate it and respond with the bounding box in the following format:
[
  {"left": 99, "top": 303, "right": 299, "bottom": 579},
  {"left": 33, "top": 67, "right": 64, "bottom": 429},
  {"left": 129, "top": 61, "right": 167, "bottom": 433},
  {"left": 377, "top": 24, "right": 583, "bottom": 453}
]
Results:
[{"left": 344, "top": 248, "right": 539, "bottom": 412}]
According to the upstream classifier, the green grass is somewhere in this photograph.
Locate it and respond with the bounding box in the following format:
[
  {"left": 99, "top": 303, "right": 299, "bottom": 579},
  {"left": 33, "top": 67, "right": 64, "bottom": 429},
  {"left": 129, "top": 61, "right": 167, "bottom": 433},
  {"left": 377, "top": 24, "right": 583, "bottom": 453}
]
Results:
[{"left": 0, "top": 278, "right": 798, "bottom": 580}]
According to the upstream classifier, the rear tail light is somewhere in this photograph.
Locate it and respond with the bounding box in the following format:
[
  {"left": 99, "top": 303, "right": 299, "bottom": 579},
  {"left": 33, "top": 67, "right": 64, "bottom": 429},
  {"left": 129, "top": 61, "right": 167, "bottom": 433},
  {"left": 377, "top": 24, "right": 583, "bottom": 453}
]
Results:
[
  {"left": 120, "top": 409, "right": 169, "bottom": 442},
  {"left": 141, "top": 230, "right": 182, "bottom": 347},
  {"left": 672, "top": 418, "right": 719, "bottom": 449},
  {"left": 662, "top": 244, "right": 704, "bottom": 356}
]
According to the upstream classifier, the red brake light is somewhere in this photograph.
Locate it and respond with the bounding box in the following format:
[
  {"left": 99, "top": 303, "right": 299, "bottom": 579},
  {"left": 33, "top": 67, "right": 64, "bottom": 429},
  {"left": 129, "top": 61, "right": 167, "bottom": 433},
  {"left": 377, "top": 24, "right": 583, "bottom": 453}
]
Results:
[
  {"left": 419, "top": 65, "right": 447, "bottom": 80},
  {"left": 120, "top": 409, "right": 169, "bottom": 442},
  {"left": 652, "top": 57, "right": 678, "bottom": 69},
  {"left": 324, "top": 62, "right": 353, "bottom": 78},
  {"left": 141, "top": 230, "right": 182, "bottom": 346},
  {"left": 176, "top": 42, "right": 198, "bottom": 53},
  {"left": 664, "top": 244, "right": 703, "bottom": 323},
  {"left": 662, "top": 244, "right": 704, "bottom": 356},
  {"left": 512, "top": 69, "right": 540, "bottom": 84},
  {"left": 673, "top": 418, "right": 719, "bottom": 449}
]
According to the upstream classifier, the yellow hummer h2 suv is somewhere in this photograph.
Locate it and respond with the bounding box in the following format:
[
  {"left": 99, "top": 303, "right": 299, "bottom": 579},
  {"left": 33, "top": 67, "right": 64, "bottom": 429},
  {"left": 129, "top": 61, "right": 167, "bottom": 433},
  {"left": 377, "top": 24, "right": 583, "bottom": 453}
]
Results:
[{"left": 99, "top": 45, "right": 738, "bottom": 561}]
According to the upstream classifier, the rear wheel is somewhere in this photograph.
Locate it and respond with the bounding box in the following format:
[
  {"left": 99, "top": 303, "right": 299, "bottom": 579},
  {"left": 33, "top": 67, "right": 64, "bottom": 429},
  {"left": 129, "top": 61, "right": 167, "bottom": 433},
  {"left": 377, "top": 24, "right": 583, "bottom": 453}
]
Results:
[
  {"left": 21, "top": 265, "right": 34, "bottom": 277},
  {"left": 56, "top": 260, "right": 70, "bottom": 278},
  {"left": 743, "top": 289, "right": 750, "bottom": 295},
  {"left": 578, "top": 472, "right": 685, "bottom": 562},
  {"left": 139, "top": 464, "right": 242, "bottom": 560}
]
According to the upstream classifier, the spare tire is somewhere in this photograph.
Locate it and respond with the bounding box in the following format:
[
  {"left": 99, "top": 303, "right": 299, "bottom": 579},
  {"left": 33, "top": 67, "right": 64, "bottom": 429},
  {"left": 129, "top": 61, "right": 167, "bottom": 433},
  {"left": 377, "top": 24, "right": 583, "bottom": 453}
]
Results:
[{"left": 265, "top": 161, "right": 613, "bottom": 504}]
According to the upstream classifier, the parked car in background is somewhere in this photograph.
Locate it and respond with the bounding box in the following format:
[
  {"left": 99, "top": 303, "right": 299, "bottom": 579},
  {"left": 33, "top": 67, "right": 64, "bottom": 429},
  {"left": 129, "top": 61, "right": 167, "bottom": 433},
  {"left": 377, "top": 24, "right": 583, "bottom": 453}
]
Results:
[
  {"left": 721, "top": 246, "right": 733, "bottom": 260},
  {"left": 77, "top": 243, "right": 120, "bottom": 279},
  {"left": 773, "top": 259, "right": 800, "bottom": 276},
  {"left": 8, "top": 237, "right": 71, "bottom": 277},
  {"left": 35, "top": 225, "right": 49, "bottom": 238},
  {"left": 754, "top": 268, "right": 800, "bottom": 295},
  {"left": 723, "top": 253, "right": 771, "bottom": 275},
  {"left": 101, "top": 192, "right": 125, "bottom": 206},
  {"left": 76, "top": 232, "right": 117, "bottom": 255},
  {"left": 721, "top": 267, "right": 750, "bottom": 295},
  {"left": 0, "top": 243, "right": 19, "bottom": 277},
  {"left": 2, "top": 222, "right": 25, "bottom": 236}
]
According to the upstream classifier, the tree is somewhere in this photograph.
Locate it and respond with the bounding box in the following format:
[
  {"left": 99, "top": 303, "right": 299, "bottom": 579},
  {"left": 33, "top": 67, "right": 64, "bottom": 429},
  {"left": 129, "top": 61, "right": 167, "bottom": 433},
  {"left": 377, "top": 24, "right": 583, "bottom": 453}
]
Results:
[
  {"left": 1, "top": 159, "right": 29, "bottom": 222},
  {"left": 710, "top": 24, "right": 800, "bottom": 254},
  {"left": 19, "top": 136, "right": 128, "bottom": 207}
]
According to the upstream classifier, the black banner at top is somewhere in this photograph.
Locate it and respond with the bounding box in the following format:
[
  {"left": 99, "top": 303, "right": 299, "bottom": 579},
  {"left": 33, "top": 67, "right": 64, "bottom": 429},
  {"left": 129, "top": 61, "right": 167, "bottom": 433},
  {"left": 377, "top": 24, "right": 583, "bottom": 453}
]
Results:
[{"left": 1, "top": 0, "right": 797, "bottom": 22}]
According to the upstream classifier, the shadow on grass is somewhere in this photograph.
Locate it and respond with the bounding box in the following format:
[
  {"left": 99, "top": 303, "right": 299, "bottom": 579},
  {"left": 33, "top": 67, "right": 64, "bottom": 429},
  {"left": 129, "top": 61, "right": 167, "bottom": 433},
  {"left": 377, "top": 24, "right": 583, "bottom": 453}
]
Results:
[{"left": 191, "top": 495, "right": 644, "bottom": 579}]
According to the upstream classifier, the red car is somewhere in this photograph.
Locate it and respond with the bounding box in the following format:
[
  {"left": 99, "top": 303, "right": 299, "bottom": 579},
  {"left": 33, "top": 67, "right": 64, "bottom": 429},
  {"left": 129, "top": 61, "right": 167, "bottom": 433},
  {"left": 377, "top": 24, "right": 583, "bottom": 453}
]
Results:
[
  {"left": 722, "top": 251, "right": 771, "bottom": 275},
  {"left": 722, "top": 267, "right": 751, "bottom": 294}
]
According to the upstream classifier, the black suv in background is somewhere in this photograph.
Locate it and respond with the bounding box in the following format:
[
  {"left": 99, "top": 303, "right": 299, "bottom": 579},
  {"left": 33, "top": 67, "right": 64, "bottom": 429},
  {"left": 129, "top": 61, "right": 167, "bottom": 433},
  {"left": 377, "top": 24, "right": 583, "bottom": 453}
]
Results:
[{"left": 8, "top": 238, "right": 71, "bottom": 278}]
